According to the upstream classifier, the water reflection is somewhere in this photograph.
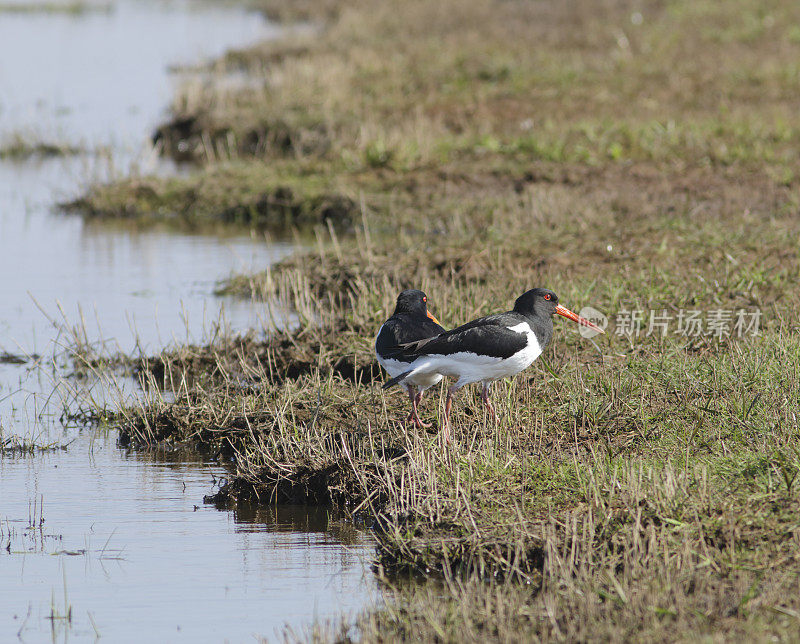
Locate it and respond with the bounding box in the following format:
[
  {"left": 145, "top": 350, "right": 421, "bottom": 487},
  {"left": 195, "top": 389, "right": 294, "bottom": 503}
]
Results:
[{"left": 228, "top": 503, "right": 364, "bottom": 544}]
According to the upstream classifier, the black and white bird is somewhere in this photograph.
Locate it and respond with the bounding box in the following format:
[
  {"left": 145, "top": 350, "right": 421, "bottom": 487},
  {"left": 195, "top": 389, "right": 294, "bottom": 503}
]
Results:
[
  {"left": 382, "top": 288, "right": 604, "bottom": 439},
  {"left": 375, "top": 289, "right": 446, "bottom": 428}
]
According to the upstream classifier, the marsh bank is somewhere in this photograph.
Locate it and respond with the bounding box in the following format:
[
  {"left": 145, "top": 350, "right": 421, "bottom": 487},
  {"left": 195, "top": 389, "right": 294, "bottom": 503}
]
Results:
[{"left": 67, "top": 0, "right": 800, "bottom": 640}]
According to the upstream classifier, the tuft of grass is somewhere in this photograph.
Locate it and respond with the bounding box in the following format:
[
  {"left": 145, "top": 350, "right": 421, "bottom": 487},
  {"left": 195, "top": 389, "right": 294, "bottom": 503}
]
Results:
[
  {"left": 0, "top": 134, "right": 83, "bottom": 160},
  {"left": 0, "top": 351, "right": 32, "bottom": 365},
  {"left": 0, "top": 1, "right": 110, "bottom": 14},
  {"left": 63, "top": 162, "right": 361, "bottom": 231},
  {"left": 1, "top": 434, "right": 71, "bottom": 454}
]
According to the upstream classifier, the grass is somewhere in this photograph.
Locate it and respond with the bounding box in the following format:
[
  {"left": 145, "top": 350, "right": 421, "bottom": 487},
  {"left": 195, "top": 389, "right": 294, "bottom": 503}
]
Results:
[
  {"left": 0, "top": 351, "right": 32, "bottom": 364},
  {"left": 68, "top": 0, "right": 800, "bottom": 222},
  {"left": 1, "top": 418, "right": 73, "bottom": 454},
  {"left": 0, "top": 134, "right": 83, "bottom": 160},
  {"left": 0, "top": 1, "right": 111, "bottom": 14},
  {"left": 1, "top": 436, "right": 70, "bottom": 454},
  {"left": 112, "top": 229, "right": 800, "bottom": 639},
  {"left": 64, "top": 162, "right": 360, "bottom": 230},
  {"left": 69, "top": 0, "right": 800, "bottom": 640}
]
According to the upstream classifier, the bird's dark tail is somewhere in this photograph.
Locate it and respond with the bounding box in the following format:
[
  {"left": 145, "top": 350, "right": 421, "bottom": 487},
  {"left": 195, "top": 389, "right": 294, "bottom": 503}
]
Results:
[{"left": 382, "top": 369, "right": 414, "bottom": 390}]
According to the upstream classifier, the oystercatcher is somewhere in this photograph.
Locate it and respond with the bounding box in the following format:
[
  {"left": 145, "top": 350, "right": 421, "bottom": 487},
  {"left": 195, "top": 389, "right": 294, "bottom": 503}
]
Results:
[
  {"left": 382, "top": 288, "right": 604, "bottom": 439},
  {"left": 375, "top": 289, "right": 446, "bottom": 428}
]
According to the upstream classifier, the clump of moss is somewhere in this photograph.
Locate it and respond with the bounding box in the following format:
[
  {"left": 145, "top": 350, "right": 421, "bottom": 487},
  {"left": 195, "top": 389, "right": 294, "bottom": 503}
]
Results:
[{"left": 64, "top": 165, "right": 360, "bottom": 231}]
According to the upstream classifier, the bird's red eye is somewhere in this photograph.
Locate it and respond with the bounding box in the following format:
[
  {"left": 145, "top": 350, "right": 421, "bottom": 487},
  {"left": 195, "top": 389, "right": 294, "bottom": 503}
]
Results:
[
  {"left": 423, "top": 296, "right": 427, "bottom": 302},
  {"left": 544, "top": 294, "right": 551, "bottom": 300}
]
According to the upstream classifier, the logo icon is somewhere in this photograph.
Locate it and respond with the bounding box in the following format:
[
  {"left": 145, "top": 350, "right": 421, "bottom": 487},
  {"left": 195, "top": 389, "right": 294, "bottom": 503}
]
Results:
[{"left": 579, "top": 306, "right": 608, "bottom": 339}]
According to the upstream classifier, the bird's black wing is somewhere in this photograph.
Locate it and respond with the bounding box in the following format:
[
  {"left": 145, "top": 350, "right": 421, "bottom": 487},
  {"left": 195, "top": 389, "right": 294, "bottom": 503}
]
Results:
[
  {"left": 395, "top": 313, "right": 527, "bottom": 360},
  {"left": 376, "top": 314, "right": 446, "bottom": 362}
]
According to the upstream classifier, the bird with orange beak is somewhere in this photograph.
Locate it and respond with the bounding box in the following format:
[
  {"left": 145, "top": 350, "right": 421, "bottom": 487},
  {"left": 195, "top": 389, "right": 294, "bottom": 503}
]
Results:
[
  {"left": 382, "top": 288, "right": 604, "bottom": 439},
  {"left": 375, "top": 289, "right": 446, "bottom": 427}
]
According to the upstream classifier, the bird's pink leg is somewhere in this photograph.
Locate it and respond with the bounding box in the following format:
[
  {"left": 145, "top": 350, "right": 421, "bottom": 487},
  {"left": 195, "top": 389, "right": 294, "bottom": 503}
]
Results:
[
  {"left": 442, "top": 384, "right": 461, "bottom": 443},
  {"left": 403, "top": 386, "right": 430, "bottom": 429},
  {"left": 408, "top": 387, "right": 431, "bottom": 428},
  {"left": 481, "top": 382, "right": 497, "bottom": 421},
  {"left": 404, "top": 386, "right": 416, "bottom": 423}
]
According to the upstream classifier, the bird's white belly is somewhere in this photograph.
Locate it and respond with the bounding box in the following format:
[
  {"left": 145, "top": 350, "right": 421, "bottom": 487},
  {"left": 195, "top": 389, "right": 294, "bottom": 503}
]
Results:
[
  {"left": 376, "top": 323, "right": 443, "bottom": 390},
  {"left": 378, "top": 355, "right": 443, "bottom": 389}
]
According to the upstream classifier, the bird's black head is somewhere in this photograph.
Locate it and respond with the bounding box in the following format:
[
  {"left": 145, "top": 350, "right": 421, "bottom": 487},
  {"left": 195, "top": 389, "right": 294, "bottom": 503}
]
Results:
[
  {"left": 513, "top": 288, "right": 559, "bottom": 317},
  {"left": 393, "top": 289, "right": 431, "bottom": 316},
  {"left": 513, "top": 288, "right": 606, "bottom": 334}
]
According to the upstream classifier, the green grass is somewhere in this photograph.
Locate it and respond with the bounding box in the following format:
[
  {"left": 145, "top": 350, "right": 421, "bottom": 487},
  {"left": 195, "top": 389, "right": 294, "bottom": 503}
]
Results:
[
  {"left": 0, "top": 1, "right": 110, "bottom": 14},
  {"left": 0, "top": 134, "right": 83, "bottom": 160},
  {"left": 63, "top": 162, "right": 360, "bottom": 230},
  {"left": 68, "top": 0, "right": 800, "bottom": 223},
  {"left": 110, "top": 232, "right": 800, "bottom": 639}
]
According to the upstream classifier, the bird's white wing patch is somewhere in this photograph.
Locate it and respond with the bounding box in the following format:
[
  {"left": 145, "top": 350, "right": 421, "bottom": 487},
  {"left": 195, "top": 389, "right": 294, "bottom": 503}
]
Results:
[{"left": 507, "top": 322, "right": 532, "bottom": 334}]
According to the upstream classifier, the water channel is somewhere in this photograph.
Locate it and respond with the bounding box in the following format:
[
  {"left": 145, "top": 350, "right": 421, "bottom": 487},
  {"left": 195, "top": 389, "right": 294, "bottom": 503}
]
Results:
[{"left": 0, "top": 1, "right": 375, "bottom": 640}]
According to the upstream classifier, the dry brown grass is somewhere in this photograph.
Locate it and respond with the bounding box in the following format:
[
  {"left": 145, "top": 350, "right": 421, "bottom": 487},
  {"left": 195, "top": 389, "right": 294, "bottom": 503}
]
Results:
[
  {"left": 153, "top": 0, "right": 800, "bottom": 172},
  {"left": 70, "top": 0, "right": 800, "bottom": 224}
]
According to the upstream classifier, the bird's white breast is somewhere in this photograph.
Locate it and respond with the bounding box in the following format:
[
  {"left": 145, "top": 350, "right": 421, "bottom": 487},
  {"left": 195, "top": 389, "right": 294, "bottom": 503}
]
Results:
[{"left": 501, "top": 322, "right": 542, "bottom": 376}]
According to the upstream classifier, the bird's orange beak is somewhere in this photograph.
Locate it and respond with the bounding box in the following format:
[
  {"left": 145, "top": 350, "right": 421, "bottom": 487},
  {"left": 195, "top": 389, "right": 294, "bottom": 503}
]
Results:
[
  {"left": 555, "top": 304, "right": 605, "bottom": 334},
  {"left": 427, "top": 310, "right": 442, "bottom": 326}
]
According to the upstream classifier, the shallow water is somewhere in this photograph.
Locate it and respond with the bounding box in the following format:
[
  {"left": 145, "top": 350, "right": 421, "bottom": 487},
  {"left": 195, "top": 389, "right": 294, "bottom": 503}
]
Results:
[
  {"left": 1, "top": 446, "right": 373, "bottom": 642},
  {"left": 0, "top": 0, "right": 375, "bottom": 640},
  {"left": 0, "top": 0, "right": 291, "bottom": 355}
]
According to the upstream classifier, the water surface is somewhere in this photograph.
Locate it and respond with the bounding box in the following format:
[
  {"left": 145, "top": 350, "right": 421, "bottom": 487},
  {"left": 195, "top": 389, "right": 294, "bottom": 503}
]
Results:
[
  {"left": 0, "top": 0, "right": 375, "bottom": 640},
  {"left": 1, "top": 445, "right": 372, "bottom": 641}
]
